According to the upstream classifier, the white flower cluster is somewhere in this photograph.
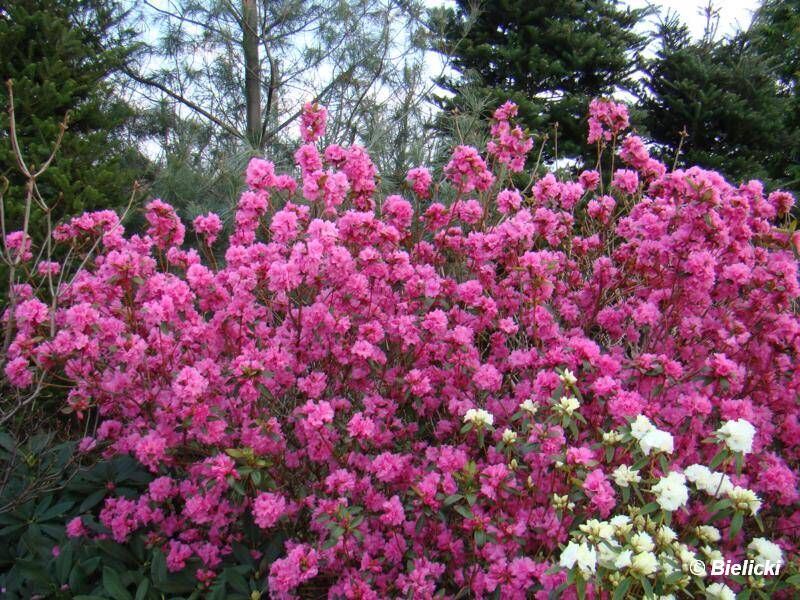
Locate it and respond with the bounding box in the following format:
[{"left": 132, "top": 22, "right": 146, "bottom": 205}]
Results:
[
  {"left": 715, "top": 418, "right": 756, "bottom": 454},
  {"left": 630, "top": 415, "right": 674, "bottom": 455},
  {"left": 651, "top": 472, "right": 689, "bottom": 511},
  {"left": 612, "top": 464, "right": 642, "bottom": 488},
  {"left": 684, "top": 464, "right": 732, "bottom": 496},
  {"left": 555, "top": 395, "right": 580, "bottom": 416},
  {"left": 748, "top": 537, "right": 783, "bottom": 567},
  {"left": 463, "top": 408, "right": 494, "bottom": 427},
  {"left": 559, "top": 540, "right": 596, "bottom": 576},
  {"left": 559, "top": 368, "right": 577, "bottom": 385},
  {"left": 559, "top": 511, "right": 703, "bottom": 587},
  {"left": 706, "top": 582, "right": 736, "bottom": 600},
  {"left": 684, "top": 464, "right": 761, "bottom": 515},
  {"left": 501, "top": 428, "right": 517, "bottom": 443}
]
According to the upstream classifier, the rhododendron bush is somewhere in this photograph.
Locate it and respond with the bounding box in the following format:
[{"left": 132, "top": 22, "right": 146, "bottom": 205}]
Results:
[{"left": 4, "top": 99, "right": 800, "bottom": 599}]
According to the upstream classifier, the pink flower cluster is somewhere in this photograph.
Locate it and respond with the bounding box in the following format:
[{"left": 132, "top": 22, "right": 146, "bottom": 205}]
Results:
[
  {"left": 487, "top": 101, "right": 533, "bottom": 172},
  {"left": 587, "top": 98, "right": 630, "bottom": 144},
  {"left": 299, "top": 102, "right": 327, "bottom": 143},
  {"left": 5, "top": 99, "right": 800, "bottom": 599}
]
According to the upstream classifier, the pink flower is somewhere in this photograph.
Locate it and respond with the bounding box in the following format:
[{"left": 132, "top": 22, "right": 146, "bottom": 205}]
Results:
[
  {"left": 253, "top": 492, "right": 287, "bottom": 529},
  {"left": 612, "top": 169, "right": 639, "bottom": 194},
  {"left": 406, "top": 167, "right": 432, "bottom": 198},
  {"left": 473, "top": 363, "right": 502, "bottom": 392},
  {"left": 246, "top": 157, "right": 276, "bottom": 190},
  {"left": 497, "top": 189, "right": 523, "bottom": 214},
  {"left": 380, "top": 495, "right": 405, "bottom": 526},
  {"left": 587, "top": 98, "right": 629, "bottom": 143},
  {"left": 300, "top": 102, "right": 327, "bottom": 143},
  {"left": 66, "top": 517, "right": 88, "bottom": 538},
  {"left": 145, "top": 199, "right": 185, "bottom": 250},
  {"left": 444, "top": 145, "right": 495, "bottom": 193},
  {"left": 193, "top": 212, "right": 223, "bottom": 246},
  {"left": 268, "top": 545, "right": 319, "bottom": 596}
]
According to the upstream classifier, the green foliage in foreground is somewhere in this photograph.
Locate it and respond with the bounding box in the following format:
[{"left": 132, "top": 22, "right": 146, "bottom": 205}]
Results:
[{"left": 0, "top": 431, "right": 281, "bottom": 599}]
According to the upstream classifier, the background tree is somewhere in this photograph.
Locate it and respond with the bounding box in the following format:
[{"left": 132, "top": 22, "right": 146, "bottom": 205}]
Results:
[
  {"left": 125, "top": 0, "right": 436, "bottom": 218},
  {"left": 0, "top": 0, "right": 147, "bottom": 233},
  {"left": 750, "top": 0, "right": 800, "bottom": 190},
  {"left": 432, "top": 0, "right": 648, "bottom": 162},
  {"left": 640, "top": 10, "right": 793, "bottom": 189}
]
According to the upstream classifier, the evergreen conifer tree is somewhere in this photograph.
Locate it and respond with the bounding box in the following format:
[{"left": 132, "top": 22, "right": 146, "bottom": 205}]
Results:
[
  {"left": 434, "top": 0, "right": 647, "bottom": 161},
  {"left": 0, "top": 0, "right": 145, "bottom": 232},
  {"left": 641, "top": 15, "right": 793, "bottom": 189}
]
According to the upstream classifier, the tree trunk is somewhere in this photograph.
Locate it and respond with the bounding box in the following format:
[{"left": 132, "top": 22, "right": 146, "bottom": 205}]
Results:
[{"left": 242, "top": 0, "right": 262, "bottom": 147}]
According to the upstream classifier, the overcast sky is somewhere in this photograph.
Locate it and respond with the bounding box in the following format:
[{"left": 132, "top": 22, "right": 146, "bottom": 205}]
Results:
[{"left": 626, "top": 0, "right": 760, "bottom": 40}]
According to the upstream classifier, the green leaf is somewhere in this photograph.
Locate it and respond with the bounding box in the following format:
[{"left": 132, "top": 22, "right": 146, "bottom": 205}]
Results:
[
  {"left": 640, "top": 502, "right": 659, "bottom": 515},
  {"left": 612, "top": 577, "right": 631, "bottom": 600},
  {"left": 103, "top": 566, "right": 133, "bottom": 600},
  {"left": 40, "top": 500, "right": 75, "bottom": 521},
  {"left": 730, "top": 511, "right": 744, "bottom": 540},
  {"left": 474, "top": 529, "right": 487, "bottom": 547},
  {"left": 709, "top": 448, "right": 727, "bottom": 470},
  {"left": 150, "top": 548, "right": 167, "bottom": 584},
  {"left": 443, "top": 494, "right": 463, "bottom": 506},
  {"left": 56, "top": 541, "right": 74, "bottom": 584},
  {"left": 453, "top": 505, "right": 474, "bottom": 520},
  {"left": 80, "top": 489, "right": 108, "bottom": 512},
  {"left": 640, "top": 576, "right": 653, "bottom": 598},
  {"left": 134, "top": 578, "right": 151, "bottom": 600}
]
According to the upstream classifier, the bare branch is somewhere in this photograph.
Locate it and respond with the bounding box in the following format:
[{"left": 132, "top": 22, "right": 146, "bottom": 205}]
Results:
[{"left": 124, "top": 67, "right": 245, "bottom": 141}]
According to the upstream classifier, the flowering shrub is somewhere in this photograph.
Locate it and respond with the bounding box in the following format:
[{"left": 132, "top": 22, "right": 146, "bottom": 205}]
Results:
[{"left": 4, "top": 99, "right": 800, "bottom": 599}]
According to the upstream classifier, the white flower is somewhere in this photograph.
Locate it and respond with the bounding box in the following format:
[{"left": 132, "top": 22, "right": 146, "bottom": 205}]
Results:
[
  {"left": 659, "top": 554, "right": 679, "bottom": 576},
  {"left": 652, "top": 472, "right": 689, "bottom": 511},
  {"left": 639, "top": 428, "right": 674, "bottom": 455},
  {"left": 727, "top": 486, "right": 762, "bottom": 515},
  {"left": 676, "top": 543, "right": 695, "bottom": 565},
  {"left": 656, "top": 525, "right": 677, "bottom": 546},
  {"left": 685, "top": 464, "right": 732, "bottom": 497},
  {"left": 556, "top": 396, "right": 580, "bottom": 416},
  {"left": 630, "top": 415, "right": 654, "bottom": 440},
  {"left": 579, "top": 519, "right": 613, "bottom": 541},
  {"left": 559, "top": 541, "right": 597, "bottom": 575},
  {"left": 609, "top": 514, "right": 631, "bottom": 528},
  {"left": 701, "top": 546, "right": 724, "bottom": 563},
  {"left": 684, "top": 464, "right": 711, "bottom": 484},
  {"left": 706, "top": 582, "right": 736, "bottom": 600},
  {"left": 631, "top": 532, "right": 655, "bottom": 553},
  {"left": 716, "top": 419, "right": 755, "bottom": 454},
  {"left": 748, "top": 538, "right": 783, "bottom": 567},
  {"left": 463, "top": 408, "right": 494, "bottom": 427},
  {"left": 597, "top": 540, "right": 621, "bottom": 568},
  {"left": 696, "top": 525, "right": 721, "bottom": 543},
  {"left": 502, "top": 428, "right": 517, "bottom": 444},
  {"left": 519, "top": 399, "right": 538, "bottom": 414},
  {"left": 614, "top": 549, "right": 632, "bottom": 569},
  {"left": 559, "top": 368, "right": 577, "bottom": 385},
  {"left": 612, "top": 464, "right": 641, "bottom": 488},
  {"left": 631, "top": 551, "right": 659, "bottom": 576},
  {"left": 609, "top": 515, "right": 632, "bottom": 537},
  {"left": 602, "top": 430, "right": 623, "bottom": 445}
]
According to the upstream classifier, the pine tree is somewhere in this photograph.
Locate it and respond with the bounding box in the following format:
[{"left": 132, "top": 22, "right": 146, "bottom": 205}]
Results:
[
  {"left": 0, "top": 0, "right": 145, "bottom": 233},
  {"left": 640, "top": 15, "right": 793, "bottom": 189},
  {"left": 750, "top": 0, "right": 800, "bottom": 190},
  {"left": 433, "top": 0, "right": 647, "bottom": 161}
]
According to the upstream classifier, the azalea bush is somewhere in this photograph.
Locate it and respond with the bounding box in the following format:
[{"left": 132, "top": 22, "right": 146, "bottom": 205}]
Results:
[{"left": 3, "top": 99, "right": 800, "bottom": 599}]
